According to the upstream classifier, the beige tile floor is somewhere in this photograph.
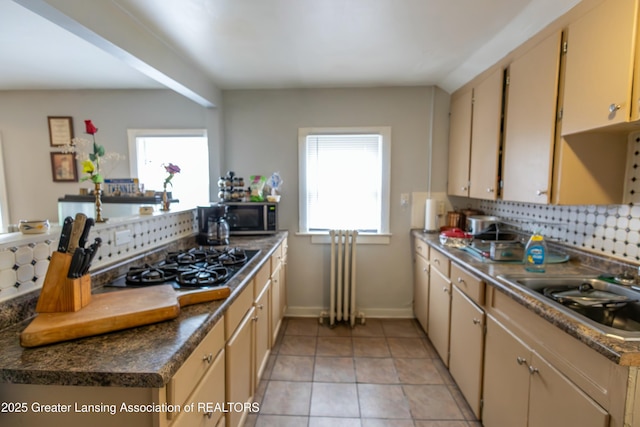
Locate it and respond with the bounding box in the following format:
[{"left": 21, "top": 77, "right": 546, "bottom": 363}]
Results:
[{"left": 245, "top": 317, "right": 482, "bottom": 427}]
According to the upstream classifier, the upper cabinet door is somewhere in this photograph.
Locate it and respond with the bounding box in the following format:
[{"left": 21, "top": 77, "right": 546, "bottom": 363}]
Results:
[
  {"left": 469, "top": 68, "right": 503, "bottom": 200},
  {"left": 447, "top": 89, "right": 472, "bottom": 197},
  {"left": 562, "top": 0, "right": 638, "bottom": 135},
  {"left": 502, "top": 31, "right": 563, "bottom": 204}
]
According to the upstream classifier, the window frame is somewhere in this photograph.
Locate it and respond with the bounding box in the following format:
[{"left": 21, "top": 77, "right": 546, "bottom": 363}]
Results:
[
  {"left": 126, "top": 128, "right": 209, "bottom": 207},
  {"left": 298, "top": 126, "right": 391, "bottom": 243}
]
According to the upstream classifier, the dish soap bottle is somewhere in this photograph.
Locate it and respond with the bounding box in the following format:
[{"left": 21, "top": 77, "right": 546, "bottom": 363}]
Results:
[{"left": 524, "top": 230, "right": 547, "bottom": 273}]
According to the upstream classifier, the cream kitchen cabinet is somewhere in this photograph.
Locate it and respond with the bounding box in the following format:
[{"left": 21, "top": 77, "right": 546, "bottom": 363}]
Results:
[
  {"left": 469, "top": 67, "right": 503, "bottom": 200},
  {"left": 412, "top": 238, "right": 429, "bottom": 332},
  {"left": 427, "top": 247, "right": 451, "bottom": 365},
  {"left": 253, "top": 261, "right": 271, "bottom": 385},
  {"left": 483, "top": 316, "right": 609, "bottom": 427},
  {"left": 225, "top": 281, "right": 256, "bottom": 427},
  {"left": 562, "top": 0, "right": 639, "bottom": 135},
  {"left": 447, "top": 68, "right": 503, "bottom": 200},
  {"left": 448, "top": 263, "right": 485, "bottom": 419},
  {"left": 270, "top": 239, "right": 287, "bottom": 346},
  {"left": 448, "top": 89, "right": 473, "bottom": 197},
  {"left": 502, "top": 31, "right": 562, "bottom": 204}
]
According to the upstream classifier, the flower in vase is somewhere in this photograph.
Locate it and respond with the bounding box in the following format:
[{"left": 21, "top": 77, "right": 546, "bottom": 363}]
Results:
[
  {"left": 163, "top": 163, "right": 181, "bottom": 190},
  {"left": 64, "top": 120, "right": 124, "bottom": 184}
]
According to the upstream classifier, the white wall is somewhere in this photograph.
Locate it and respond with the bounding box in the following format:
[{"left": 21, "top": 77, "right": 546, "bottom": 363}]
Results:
[
  {"left": 222, "top": 87, "right": 449, "bottom": 317},
  {"left": 0, "top": 89, "right": 222, "bottom": 223}
]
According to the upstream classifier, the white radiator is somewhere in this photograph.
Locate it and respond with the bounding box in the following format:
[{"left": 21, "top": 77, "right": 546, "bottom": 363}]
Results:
[{"left": 320, "top": 230, "right": 365, "bottom": 327}]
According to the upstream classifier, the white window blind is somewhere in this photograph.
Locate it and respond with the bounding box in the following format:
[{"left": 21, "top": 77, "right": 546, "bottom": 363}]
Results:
[{"left": 299, "top": 127, "right": 391, "bottom": 234}]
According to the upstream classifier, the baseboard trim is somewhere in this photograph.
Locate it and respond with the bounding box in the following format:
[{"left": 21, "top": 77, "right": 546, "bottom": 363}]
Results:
[{"left": 285, "top": 306, "right": 414, "bottom": 319}]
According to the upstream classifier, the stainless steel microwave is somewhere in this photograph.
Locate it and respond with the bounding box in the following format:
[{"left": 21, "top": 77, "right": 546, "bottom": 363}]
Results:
[{"left": 225, "top": 202, "right": 278, "bottom": 235}]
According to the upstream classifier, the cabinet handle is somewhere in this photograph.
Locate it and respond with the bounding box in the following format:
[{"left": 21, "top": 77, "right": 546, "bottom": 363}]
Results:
[
  {"left": 257, "top": 304, "right": 264, "bottom": 310},
  {"left": 528, "top": 365, "right": 539, "bottom": 375},
  {"left": 442, "top": 287, "right": 449, "bottom": 293},
  {"left": 461, "top": 186, "right": 468, "bottom": 191},
  {"left": 516, "top": 356, "right": 527, "bottom": 365},
  {"left": 433, "top": 259, "right": 440, "bottom": 265},
  {"left": 204, "top": 412, "right": 213, "bottom": 419},
  {"left": 203, "top": 353, "right": 213, "bottom": 364},
  {"left": 252, "top": 316, "right": 259, "bottom": 322},
  {"left": 486, "top": 188, "right": 494, "bottom": 193},
  {"left": 457, "top": 277, "right": 465, "bottom": 285},
  {"left": 472, "top": 318, "right": 481, "bottom": 325},
  {"left": 609, "top": 103, "right": 621, "bottom": 113},
  {"left": 536, "top": 189, "right": 548, "bottom": 196},
  {"left": 422, "top": 267, "right": 428, "bottom": 273}
]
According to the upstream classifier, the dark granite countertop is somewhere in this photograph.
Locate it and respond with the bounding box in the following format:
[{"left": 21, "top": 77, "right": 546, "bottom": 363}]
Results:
[
  {"left": 0, "top": 232, "right": 288, "bottom": 388},
  {"left": 412, "top": 230, "right": 640, "bottom": 366}
]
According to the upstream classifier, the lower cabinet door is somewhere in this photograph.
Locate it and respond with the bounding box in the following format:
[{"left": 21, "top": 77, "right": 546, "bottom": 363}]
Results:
[
  {"left": 413, "top": 254, "right": 429, "bottom": 332},
  {"left": 449, "top": 286, "right": 484, "bottom": 419},
  {"left": 254, "top": 281, "right": 271, "bottom": 385},
  {"left": 172, "top": 349, "right": 226, "bottom": 427},
  {"left": 270, "top": 263, "right": 282, "bottom": 346},
  {"left": 528, "top": 352, "right": 609, "bottom": 427},
  {"left": 428, "top": 268, "right": 451, "bottom": 365},
  {"left": 482, "top": 316, "right": 530, "bottom": 427},
  {"left": 226, "top": 306, "right": 255, "bottom": 427}
]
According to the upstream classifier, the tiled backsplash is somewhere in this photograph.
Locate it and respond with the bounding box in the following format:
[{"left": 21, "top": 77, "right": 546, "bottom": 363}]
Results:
[
  {"left": 465, "top": 199, "right": 640, "bottom": 262},
  {"left": 0, "top": 209, "right": 197, "bottom": 303}
]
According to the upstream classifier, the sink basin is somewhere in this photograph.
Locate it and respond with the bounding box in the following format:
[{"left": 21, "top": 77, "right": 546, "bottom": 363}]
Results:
[{"left": 497, "top": 275, "right": 640, "bottom": 340}]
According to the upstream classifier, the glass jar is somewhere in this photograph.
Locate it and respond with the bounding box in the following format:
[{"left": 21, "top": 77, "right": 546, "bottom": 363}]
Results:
[
  {"left": 238, "top": 177, "right": 245, "bottom": 187},
  {"left": 218, "top": 189, "right": 225, "bottom": 201},
  {"left": 217, "top": 177, "right": 226, "bottom": 188}
]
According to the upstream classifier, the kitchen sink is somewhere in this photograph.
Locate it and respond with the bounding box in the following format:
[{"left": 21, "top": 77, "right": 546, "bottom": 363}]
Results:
[{"left": 497, "top": 275, "right": 640, "bottom": 340}]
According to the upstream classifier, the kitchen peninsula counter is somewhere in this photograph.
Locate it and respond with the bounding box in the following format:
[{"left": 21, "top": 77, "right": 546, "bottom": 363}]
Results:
[
  {"left": 0, "top": 232, "right": 288, "bottom": 388},
  {"left": 412, "top": 230, "right": 640, "bottom": 366}
]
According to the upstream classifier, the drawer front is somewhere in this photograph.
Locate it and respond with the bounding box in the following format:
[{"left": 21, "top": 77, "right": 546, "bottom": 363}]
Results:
[
  {"left": 451, "top": 263, "right": 485, "bottom": 305},
  {"left": 254, "top": 262, "right": 271, "bottom": 300},
  {"left": 225, "top": 281, "right": 254, "bottom": 339},
  {"left": 169, "top": 319, "right": 225, "bottom": 410},
  {"left": 171, "top": 348, "right": 226, "bottom": 427},
  {"left": 414, "top": 238, "right": 429, "bottom": 261},
  {"left": 429, "top": 247, "right": 451, "bottom": 277}
]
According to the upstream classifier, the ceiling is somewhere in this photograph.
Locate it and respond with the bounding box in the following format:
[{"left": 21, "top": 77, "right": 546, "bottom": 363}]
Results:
[{"left": 0, "top": 0, "right": 581, "bottom": 97}]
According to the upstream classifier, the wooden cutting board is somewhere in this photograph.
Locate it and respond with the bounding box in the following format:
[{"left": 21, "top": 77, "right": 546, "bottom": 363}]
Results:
[{"left": 20, "top": 285, "right": 231, "bottom": 348}]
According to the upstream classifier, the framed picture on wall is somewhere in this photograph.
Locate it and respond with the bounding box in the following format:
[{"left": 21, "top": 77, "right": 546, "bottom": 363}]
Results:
[
  {"left": 48, "top": 116, "right": 74, "bottom": 146},
  {"left": 50, "top": 152, "right": 78, "bottom": 182}
]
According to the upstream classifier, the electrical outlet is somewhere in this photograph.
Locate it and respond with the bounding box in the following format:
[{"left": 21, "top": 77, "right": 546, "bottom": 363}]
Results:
[
  {"left": 400, "top": 193, "right": 410, "bottom": 208},
  {"left": 437, "top": 200, "right": 445, "bottom": 216},
  {"left": 115, "top": 229, "right": 132, "bottom": 246}
]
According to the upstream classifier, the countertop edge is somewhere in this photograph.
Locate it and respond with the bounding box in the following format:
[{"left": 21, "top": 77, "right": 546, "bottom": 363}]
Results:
[
  {"left": 0, "top": 232, "right": 288, "bottom": 388},
  {"left": 412, "top": 230, "right": 637, "bottom": 365}
]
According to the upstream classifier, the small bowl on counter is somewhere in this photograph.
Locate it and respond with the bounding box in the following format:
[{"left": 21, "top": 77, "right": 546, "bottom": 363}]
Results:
[
  {"left": 439, "top": 228, "right": 473, "bottom": 248},
  {"left": 18, "top": 219, "right": 50, "bottom": 234}
]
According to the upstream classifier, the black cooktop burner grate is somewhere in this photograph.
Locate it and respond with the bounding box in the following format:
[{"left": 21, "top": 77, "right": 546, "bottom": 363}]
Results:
[{"left": 119, "top": 247, "right": 259, "bottom": 289}]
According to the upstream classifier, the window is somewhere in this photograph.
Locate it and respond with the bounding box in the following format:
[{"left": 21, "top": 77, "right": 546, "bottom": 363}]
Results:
[
  {"left": 127, "top": 129, "right": 209, "bottom": 208},
  {"left": 298, "top": 127, "right": 391, "bottom": 235}
]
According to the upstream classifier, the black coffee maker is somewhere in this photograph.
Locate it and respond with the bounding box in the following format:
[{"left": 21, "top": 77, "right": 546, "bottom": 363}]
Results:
[{"left": 197, "top": 204, "right": 230, "bottom": 246}]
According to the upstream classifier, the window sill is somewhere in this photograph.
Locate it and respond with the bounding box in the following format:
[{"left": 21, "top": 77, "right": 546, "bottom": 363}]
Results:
[{"left": 296, "top": 232, "right": 392, "bottom": 245}]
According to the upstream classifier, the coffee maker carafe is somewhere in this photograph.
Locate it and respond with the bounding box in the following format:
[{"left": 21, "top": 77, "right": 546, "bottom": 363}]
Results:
[{"left": 197, "top": 204, "right": 230, "bottom": 246}]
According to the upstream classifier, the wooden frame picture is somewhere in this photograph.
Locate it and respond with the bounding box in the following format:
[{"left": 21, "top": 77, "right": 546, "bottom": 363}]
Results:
[
  {"left": 48, "top": 116, "right": 74, "bottom": 146},
  {"left": 50, "top": 152, "right": 78, "bottom": 182}
]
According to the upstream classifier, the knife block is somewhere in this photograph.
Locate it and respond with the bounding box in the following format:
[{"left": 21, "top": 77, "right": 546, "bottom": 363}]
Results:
[{"left": 35, "top": 251, "right": 92, "bottom": 313}]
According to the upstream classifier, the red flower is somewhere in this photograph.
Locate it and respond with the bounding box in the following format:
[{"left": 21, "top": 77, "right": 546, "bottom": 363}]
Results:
[{"left": 84, "top": 120, "right": 98, "bottom": 135}]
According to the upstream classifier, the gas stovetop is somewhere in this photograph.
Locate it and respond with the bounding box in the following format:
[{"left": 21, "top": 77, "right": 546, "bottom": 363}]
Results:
[{"left": 108, "top": 247, "right": 259, "bottom": 290}]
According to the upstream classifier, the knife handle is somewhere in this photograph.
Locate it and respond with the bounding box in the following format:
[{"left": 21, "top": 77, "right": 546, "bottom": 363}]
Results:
[
  {"left": 78, "top": 217, "right": 95, "bottom": 249},
  {"left": 57, "top": 216, "right": 74, "bottom": 253},
  {"left": 67, "top": 213, "right": 87, "bottom": 254}
]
